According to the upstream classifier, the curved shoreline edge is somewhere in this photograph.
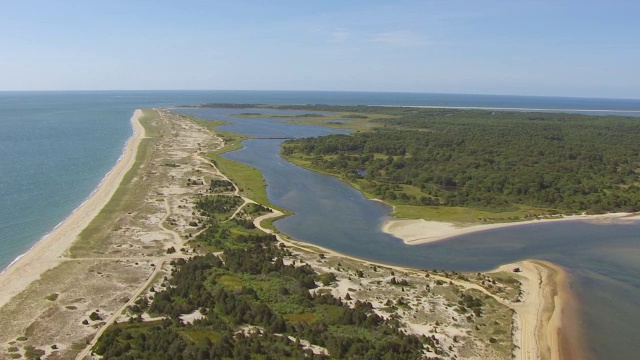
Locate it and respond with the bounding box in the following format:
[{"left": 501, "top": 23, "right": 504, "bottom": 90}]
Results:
[
  {"left": 382, "top": 212, "right": 640, "bottom": 246},
  {"left": 493, "top": 259, "right": 585, "bottom": 360},
  {"left": 255, "top": 210, "right": 575, "bottom": 359},
  {"left": 0, "top": 109, "right": 145, "bottom": 309}
]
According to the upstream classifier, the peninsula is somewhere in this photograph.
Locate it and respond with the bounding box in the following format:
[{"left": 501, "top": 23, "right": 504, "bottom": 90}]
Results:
[{"left": 0, "top": 109, "right": 571, "bottom": 359}]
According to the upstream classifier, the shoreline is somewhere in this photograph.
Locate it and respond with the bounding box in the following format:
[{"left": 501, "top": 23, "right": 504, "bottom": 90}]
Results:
[
  {"left": 383, "top": 212, "right": 640, "bottom": 246},
  {"left": 0, "top": 129, "right": 138, "bottom": 275},
  {"left": 0, "top": 109, "right": 145, "bottom": 309},
  {"left": 497, "top": 259, "right": 585, "bottom": 360},
  {"left": 0, "top": 107, "right": 582, "bottom": 358},
  {"left": 256, "top": 210, "right": 574, "bottom": 359}
]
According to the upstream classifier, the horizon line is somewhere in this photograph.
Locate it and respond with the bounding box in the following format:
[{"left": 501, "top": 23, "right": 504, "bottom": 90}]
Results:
[{"left": 0, "top": 89, "right": 639, "bottom": 102}]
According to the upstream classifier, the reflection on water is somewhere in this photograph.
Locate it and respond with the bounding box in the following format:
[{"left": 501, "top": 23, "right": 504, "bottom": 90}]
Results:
[{"left": 173, "top": 108, "right": 640, "bottom": 360}]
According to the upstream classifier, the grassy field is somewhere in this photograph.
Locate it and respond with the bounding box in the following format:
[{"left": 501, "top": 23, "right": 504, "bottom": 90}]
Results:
[
  {"left": 392, "top": 204, "right": 558, "bottom": 224},
  {"left": 195, "top": 119, "right": 287, "bottom": 212},
  {"left": 199, "top": 109, "right": 556, "bottom": 225}
]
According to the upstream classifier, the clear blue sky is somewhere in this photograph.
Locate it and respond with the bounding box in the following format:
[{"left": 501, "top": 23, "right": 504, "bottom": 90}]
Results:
[{"left": 2, "top": 0, "right": 639, "bottom": 98}]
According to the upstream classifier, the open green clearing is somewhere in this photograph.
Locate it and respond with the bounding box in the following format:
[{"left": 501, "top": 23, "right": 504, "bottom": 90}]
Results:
[{"left": 90, "top": 110, "right": 518, "bottom": 359}]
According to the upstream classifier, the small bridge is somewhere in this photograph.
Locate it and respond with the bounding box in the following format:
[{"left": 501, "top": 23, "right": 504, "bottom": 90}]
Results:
[{"left": 252, "top": 137, "right": 297, "bottom": 140}]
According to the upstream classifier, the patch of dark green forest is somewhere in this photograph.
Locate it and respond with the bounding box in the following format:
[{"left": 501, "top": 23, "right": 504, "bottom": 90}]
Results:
[
  {"left": 279, "top": 106, "right": 640, "bottom": 214},
  {"left": 93, "top": 196, "right": 436, "bottom": 359}
]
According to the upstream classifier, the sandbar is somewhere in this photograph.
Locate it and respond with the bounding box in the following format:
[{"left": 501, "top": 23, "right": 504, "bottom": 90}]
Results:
[
  {"left": 496, "top": 259, "right": 584, "bottom": 360},
  {"left": 383, "top": 212, "right": 639, "bottom": 246}
]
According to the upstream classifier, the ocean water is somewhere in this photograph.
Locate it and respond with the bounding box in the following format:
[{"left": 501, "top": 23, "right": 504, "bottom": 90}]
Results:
[{"left": 2, "top": 91, "right": 640, "bottom": 358}]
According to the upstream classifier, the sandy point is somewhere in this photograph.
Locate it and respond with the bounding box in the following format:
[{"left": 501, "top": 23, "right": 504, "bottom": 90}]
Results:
[
  {"left": 382, "top": 212, "right": 639, "bottom": 246},
  {"left": 495, "top": 259, "right": 586, "bottom": 360},
  {"left": 0, "top": 109, "right": 145, "bottom": 309}
]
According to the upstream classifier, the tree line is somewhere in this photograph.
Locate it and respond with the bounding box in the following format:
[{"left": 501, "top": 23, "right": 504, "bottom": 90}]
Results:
[
  {"left": 94, "top": 194, "right": 436, "bottom": 359},
  {"left": 282, "top": 106, "right": 640, "bottom": 214}
]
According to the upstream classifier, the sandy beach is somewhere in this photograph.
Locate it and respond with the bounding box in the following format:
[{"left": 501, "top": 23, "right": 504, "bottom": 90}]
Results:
[
  {"left": 0, "top": 109, "right": 145, "bottom": 309},
  {"left": 497, "top": 259, "right": 584, "bottom": 360},
  {"left": 383, "top": 212, "right": 640, "bottom": 246}
]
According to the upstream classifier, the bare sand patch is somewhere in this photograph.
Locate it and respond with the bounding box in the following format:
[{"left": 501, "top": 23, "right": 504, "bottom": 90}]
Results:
[
  {"left": 383, "top": 212, "right": 639, "bottom": 245},
  {"left": 494, "top": 260, "right": 585, "bottom": 360}
]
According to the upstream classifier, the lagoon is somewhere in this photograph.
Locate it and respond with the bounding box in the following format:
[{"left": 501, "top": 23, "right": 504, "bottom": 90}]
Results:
[
  {"left": 174, "top": 107, "right": 640, "bottom": 360},
  {"left": 2, "top": 91, "right": 640, "bottom": 358}
]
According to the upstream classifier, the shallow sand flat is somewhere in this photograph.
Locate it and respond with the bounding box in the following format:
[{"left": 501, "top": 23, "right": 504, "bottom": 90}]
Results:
[
  {"left": 495, "top": 259, "right": 586, "bottom": 360},
  {"left": 383, "top": 212, "right": 639, "bottom": 246}
]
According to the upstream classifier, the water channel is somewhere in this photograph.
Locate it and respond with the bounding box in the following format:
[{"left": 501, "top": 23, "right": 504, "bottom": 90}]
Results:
[{"left": 173, "top": 107, "right": 640, "bottom": 360}]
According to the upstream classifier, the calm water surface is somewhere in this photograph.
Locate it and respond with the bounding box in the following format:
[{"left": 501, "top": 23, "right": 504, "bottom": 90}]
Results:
[
  {"left": 2, "top": 91, "right": 640, "bottom": 359},
  {"left": 173, "top": 107, "right": 640, "bottom": 360}
]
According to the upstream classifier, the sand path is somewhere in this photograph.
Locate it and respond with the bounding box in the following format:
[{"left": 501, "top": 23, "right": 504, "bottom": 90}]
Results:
[
  {"left": 0, "top": 107, "right": 568, "bottom": 359},
  {"left": 75, "top": 260, "right": 165, "bottom": 360}
]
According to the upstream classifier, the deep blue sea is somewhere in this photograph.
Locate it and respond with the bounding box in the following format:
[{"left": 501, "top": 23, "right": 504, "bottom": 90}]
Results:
[{"left": 1, "top": 91, "right": 640, "bottom": 359}]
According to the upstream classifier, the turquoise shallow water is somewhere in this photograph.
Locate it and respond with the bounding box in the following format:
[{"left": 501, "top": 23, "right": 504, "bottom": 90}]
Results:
[{"left": 1, "top": 91, "right": 640, "bottom": 359}]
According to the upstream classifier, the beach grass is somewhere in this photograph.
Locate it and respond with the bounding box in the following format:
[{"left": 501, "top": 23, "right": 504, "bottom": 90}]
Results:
[
  {"left": 69, "top": 109, "right": 158, "bottom": 256},
  {"left": 259, "top": 213, "right": 287, "bottom": 233}
]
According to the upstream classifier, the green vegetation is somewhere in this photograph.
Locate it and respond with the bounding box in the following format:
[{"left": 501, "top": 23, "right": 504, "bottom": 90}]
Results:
[
  {"left": 24, "top": 345, "right": 45, "bottom": 359},
  {"left": 89, "top": 312, "right": 102, "bottom": 321},
  {"left": 71, "top": 109, "right": 159, "bottom": 255},
  {"left": 94, "top": 195, "right": 431, "bottom": 359},
  {"left": 44, "top": 293, "right": 59, "bottom": 301},
  {"left": 195, "top": 119, "right": 285, "bottom": 211},
  {"left": 277, "top": 105, "right": 640, "bottom": 222}
]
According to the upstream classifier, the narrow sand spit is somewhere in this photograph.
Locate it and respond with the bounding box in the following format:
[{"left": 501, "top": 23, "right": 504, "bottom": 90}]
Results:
[
  {"left": 0, "top": 110, "right": 145, "bottom": 309},
  {"left": 383, "top": 212, "right": 639, "bottom": 246},
  {"left": 496, "top": 260, "right": 582, "bottom": 360}
]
